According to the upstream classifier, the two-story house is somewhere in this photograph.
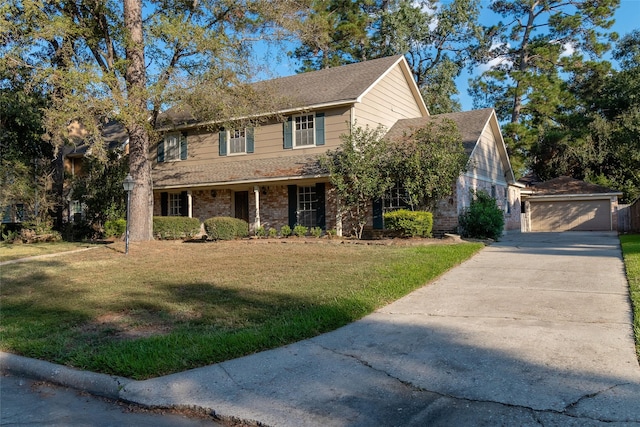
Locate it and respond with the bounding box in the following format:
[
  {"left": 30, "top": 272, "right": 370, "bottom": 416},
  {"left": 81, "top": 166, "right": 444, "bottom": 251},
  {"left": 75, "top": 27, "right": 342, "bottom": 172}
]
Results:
[{"left": 152, "top": 55, "right": 521, "bottom": 236}]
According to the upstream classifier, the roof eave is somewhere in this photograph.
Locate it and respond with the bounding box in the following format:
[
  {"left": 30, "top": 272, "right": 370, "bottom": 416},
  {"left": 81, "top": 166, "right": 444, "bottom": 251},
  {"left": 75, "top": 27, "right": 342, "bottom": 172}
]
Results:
[
  {"left": 155, "top": 100, "right": 356, "bottom": 133},
  {"left": 152, "top": 173, "right": 331, "bottom": 190},
  {"left": 526, "top": 193, "right": 623, "bottom": 200}
]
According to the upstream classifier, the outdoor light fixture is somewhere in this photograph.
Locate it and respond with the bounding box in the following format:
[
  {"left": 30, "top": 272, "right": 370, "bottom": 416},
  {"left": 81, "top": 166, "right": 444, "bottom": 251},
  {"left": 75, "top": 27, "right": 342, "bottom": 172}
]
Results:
[{"left": 122, "top": 173, "right": 136, "bottom": 255}]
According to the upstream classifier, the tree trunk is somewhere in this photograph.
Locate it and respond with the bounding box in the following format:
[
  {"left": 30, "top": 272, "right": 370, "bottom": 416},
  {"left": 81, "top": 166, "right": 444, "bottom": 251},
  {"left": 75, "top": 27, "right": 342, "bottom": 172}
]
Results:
[{"left": 124, "top": 0, "right": 153, "bottom": 241}]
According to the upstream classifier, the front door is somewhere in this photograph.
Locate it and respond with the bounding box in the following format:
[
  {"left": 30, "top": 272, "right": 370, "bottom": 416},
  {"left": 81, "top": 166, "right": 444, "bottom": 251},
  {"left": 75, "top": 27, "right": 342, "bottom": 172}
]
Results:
[{"left": 234, "top": 191, "right": 249, "bottom": 223}]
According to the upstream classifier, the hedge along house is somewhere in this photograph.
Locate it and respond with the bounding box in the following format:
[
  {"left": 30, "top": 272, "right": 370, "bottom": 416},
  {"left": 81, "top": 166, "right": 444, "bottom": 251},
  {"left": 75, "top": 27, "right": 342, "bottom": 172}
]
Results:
[
  {"left": 151, "top": 55, "right": 429, "bottom": 235},
  {"left": 385, "top": 109, "right": 522, "bottom": 235},
  {"left": 151, "top": 55, "right": 521, "bottom": 236}
]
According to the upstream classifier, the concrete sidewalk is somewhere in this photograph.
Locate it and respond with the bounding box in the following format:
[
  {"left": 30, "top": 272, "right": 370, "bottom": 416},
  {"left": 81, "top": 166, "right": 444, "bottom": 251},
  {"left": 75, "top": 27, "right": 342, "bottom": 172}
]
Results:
[{"left": 3, "top": 232, "right": 640, "bottom": 426}]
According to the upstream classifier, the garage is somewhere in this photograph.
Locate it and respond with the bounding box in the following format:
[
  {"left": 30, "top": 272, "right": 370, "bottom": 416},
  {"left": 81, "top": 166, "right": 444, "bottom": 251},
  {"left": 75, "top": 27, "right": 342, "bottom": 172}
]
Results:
[
  {"left": 522, "top": 176, "right": 622, "bottom": 232},
  {"left": 530, "top": 198, "right": 611, "bottom": 232}
]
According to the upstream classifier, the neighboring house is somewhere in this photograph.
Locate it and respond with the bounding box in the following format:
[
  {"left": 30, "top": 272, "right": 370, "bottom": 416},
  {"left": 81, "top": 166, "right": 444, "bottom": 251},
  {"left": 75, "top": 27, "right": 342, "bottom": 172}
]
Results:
[
  {"left": 63, "top": 120, "right": 129, "bottom": 222},
  {"left": 521, "top": 176, "right": 622, "bottom": 232},
  {"left": 152, "top": 55, "right": 520, "bottom": 236}
]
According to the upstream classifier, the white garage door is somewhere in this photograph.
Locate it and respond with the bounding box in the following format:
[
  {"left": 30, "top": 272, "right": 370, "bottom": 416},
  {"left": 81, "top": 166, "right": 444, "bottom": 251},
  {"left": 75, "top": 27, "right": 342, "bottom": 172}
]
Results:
[{"left": 530, "top": 199, "right": 611, "bottom": 232}]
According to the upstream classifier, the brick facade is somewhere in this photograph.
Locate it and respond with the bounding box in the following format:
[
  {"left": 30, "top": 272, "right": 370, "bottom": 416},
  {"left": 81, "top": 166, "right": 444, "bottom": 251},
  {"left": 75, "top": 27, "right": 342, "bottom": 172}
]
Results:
[
  {"left": 154, "top": 181, "right": 339, "bottom": 235},
  {"left": 432, "top": 175, "right": 521, "bottom": 236}
]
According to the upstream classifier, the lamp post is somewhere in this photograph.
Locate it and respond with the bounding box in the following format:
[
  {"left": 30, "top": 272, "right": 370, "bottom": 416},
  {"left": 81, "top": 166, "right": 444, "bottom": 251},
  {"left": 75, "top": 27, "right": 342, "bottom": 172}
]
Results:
[{"left": 122, "top": 173, "right": 136, "bottom": 255}]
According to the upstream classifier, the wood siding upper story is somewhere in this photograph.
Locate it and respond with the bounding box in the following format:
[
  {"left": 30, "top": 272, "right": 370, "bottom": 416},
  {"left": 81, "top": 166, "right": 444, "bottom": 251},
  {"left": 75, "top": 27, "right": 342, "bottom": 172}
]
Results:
[
  {"left": 151, "top": 106, "right": 351, "bottom": 167},
  {"left": 467, "top": 121, "right": 507, "bottom": 184},
  {"left": 353, "top": 64, "right": 425, "bottom": 131}
]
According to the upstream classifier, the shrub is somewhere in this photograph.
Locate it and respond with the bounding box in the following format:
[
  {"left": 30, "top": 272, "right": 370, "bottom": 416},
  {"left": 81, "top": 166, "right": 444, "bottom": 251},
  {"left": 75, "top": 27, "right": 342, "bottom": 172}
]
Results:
[
  {"left": 104, "top": 219, "right": 127, "bottom": 238},
  {"left": 458, "top": 190, "right": 505, "bottom": 240},
  {"left": 383, "top": 209, "right": 433, "bottom": 238},
  {"left": 310, "top": 226, "right": 323, "bottom": 238},
  {"left": 293, "top": 224, "right": 308, "bottom": 237},
  {"left": 203, "top": 216, "right": 249, "bottom": 240},
  {"left": 280, "top": 225, "right": 292, "bottom": 238},
  {"left": 153, "top": 217, "right": 201, "bottom": 240},
  {"left": 268, "top": 227, "right": 278, "bottom": 238},
  {"left": 255, "top": 226, "right": 266, "bottom": 238}
]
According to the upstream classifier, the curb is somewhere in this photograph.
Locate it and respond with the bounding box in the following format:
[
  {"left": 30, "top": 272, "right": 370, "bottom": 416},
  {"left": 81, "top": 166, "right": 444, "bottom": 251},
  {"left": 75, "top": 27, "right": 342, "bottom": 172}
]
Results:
[{"left": 0, "top": 351, "right": 133, "bottom": 400}]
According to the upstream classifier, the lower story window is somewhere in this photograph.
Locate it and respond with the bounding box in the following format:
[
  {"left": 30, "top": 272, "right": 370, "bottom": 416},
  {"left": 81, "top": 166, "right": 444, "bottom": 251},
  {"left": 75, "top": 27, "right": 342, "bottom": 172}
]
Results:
[
  {"left": 297, "top": 186, "right": 317, "bottom": 227},
  {"left": 70, "top": 200, "right": 83, "bottom": 222},
  {"left": 168, "top": 193, "right": 182, "bottom": 216},
  {"left": 384, "top": 183, "right": 408, "bottom": 213}
]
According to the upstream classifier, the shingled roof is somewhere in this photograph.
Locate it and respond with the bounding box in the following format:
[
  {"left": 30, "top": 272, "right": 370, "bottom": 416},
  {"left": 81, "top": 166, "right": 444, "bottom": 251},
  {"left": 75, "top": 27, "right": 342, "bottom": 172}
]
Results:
[
  {"left": 158, "top": 55, "right": 410, "bottom": 128},
  {"left": 531, "top": 176, "right": 622, "bottom": 195},
  {"left": 64, "top": 120, "right": 129, "bottom": 157},
  {"left": 385, "top": 108, "right": 495, "bottom": 156},
  {"left": 153, "top": 154, "right": 327, "bottom": 189}
]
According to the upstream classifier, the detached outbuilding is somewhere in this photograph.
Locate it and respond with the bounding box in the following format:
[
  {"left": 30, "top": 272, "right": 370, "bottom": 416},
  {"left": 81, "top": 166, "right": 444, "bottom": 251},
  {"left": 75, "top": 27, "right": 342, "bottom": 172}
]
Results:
[{"left": 521, "top": 176, "right": 622, "bottom": 232}]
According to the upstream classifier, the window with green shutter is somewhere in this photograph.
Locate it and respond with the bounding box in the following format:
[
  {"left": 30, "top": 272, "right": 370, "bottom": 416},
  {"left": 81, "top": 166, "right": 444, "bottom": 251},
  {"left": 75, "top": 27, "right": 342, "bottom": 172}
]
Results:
[
  {"left": 159, "top": 132, "right": 187, "bottom": 162},
  {"left": 285, "top": 113, "right": 326, "bottom": 149}
]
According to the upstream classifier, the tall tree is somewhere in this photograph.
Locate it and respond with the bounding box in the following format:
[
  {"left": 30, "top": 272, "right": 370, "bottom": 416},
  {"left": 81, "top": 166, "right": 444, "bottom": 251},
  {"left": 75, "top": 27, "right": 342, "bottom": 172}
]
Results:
[
  {"left": 1, "top": 0, "right": 303, "bottom": 240},
  {"left": 292, "top": 0, "right": 375, "bottom": 72},
  {"left": 0, "top": 67, "right": 55, "bottom": 227},
  {"left": 291, "top": 0, "right": 485, "bottom": 113},
  {"left": 531, "top": 31, "right": 640, "bottom": 202},
  {"left": 368, "top": 0, "right": 485, "bottom": 114},
  {"left": 469, "top": 0, "right": 619, "bottom": 175}
]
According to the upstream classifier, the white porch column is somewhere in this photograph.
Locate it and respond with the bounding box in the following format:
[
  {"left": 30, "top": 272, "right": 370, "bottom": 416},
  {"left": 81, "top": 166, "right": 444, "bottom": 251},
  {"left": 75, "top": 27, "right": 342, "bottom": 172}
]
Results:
[
  {"left": 253, "top": 185, "right": 261, "bottom": 230},
  {"left": 187, "top": 190, "right": 193, "bottom": 218}
]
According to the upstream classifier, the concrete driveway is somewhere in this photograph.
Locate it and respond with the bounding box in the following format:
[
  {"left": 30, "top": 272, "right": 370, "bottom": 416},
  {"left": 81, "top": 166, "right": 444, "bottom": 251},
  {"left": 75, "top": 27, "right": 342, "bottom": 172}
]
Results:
[
  {"left": 118, "top": 231, "right": 640, "bottom": 425},
  {"left": 3, "top": 231, "right": 639, "bottom": 426}
]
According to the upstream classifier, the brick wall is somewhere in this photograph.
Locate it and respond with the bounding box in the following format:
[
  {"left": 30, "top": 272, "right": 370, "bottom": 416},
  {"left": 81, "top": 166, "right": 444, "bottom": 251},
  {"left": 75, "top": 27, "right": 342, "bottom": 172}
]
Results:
[
  {"left": 155, "top": 181, "right": 338, "bottom": 234},
  {"left": 432, "top": 175, "right": 521, "bottom": 235}
]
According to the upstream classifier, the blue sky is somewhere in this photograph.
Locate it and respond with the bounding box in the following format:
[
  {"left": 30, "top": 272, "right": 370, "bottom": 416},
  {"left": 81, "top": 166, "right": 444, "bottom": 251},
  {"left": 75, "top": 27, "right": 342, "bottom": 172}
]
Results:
[{"left": 255, "top": 0, "right": 640, "bottom": 112}]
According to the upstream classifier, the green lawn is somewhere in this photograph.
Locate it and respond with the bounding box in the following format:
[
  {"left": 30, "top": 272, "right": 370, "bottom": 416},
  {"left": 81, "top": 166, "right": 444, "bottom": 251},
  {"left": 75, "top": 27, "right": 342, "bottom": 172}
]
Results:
[
  {"left": 0, "top": 241, "right": 98, "bottom": 262},
  {"left": 620, "top": 234, "right": 640, "bottom": 359},
  {"left": 0, "top": 240, "right": 483, "bottom": 379}
]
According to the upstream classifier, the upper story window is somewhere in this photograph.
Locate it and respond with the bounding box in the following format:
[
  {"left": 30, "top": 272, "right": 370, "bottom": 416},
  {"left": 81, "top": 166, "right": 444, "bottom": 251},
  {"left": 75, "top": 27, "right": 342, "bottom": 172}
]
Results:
[
  {"left": 219, "top": 127, "right": 254, "bottom": 156},
  {"left": 157, "top": 132, "right": 187, "bottom": 163},
  {"left": 295, "top": 114, "right": 315, "bottom": 147},
  {"left": 284, "top": 112, "right": 325, "bottom": 149},
  {"left": 229, "top": 129, "right": 246, "bottom": 154}
]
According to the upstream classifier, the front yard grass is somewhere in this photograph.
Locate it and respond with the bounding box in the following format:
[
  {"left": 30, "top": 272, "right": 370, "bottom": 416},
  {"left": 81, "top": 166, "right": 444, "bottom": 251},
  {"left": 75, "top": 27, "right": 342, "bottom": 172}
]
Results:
[
  {"left": 0, "top": 240, "right": 483, "bottom": 379},
  {"left": 620, "top": 234, "right": 640, "bottom": 359},
  {"left": 0, "top": 241, "right": 98, "bottom": 262}
]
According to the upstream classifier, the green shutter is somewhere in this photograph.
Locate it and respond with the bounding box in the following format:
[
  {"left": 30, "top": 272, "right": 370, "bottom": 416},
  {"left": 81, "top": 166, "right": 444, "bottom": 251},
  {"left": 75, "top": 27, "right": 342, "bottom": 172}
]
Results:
[
  {"left": 315, "top": 113, "right": 325, "bottom": 146},
  {"left": 283, "top": 118, "right": 293, "bottom": 149},
  {"left": 288, "top": 185, "right": 297, "bottom": 228},
  {"left": 161, "top": 192, "right": 168, "bottom": 216},
  {"left": 246, "top": 127, "right": 254, "bottom": 153},
  {"left": 180, "top": 191, "right": 188, "bottom": 217},
  {"left": 157, "top": 140, "right": 165, "bottom": 163},
  {"left": 180, "top": 132, "right": 188, "bottom": 160},
  {"left": 373, "top": 198, "right": 383, "bottom": 229},
  {"left": 316, "top": 183, "right": 326, "bottom": 229},
  {"left": 219, "top": 130, "right": 227, "bottom": 156}
]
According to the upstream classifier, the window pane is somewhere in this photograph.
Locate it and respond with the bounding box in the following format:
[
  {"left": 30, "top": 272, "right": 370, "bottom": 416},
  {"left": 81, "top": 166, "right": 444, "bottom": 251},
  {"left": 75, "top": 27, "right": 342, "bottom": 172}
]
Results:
[
  {"left": 165, "top": 134, "right": 179, "bottom": 161},
  {"left": 169, "top": 193, "right": 182, "bottom": 216},
  {"left": 297, "top": 186, "right": 317, "bottom": 227},
  {"left": 294, "top": 115, "right": 314, "bottom": 147},
  {"left": 230, "top": 129, "right": 246, "bottom": 154}
]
